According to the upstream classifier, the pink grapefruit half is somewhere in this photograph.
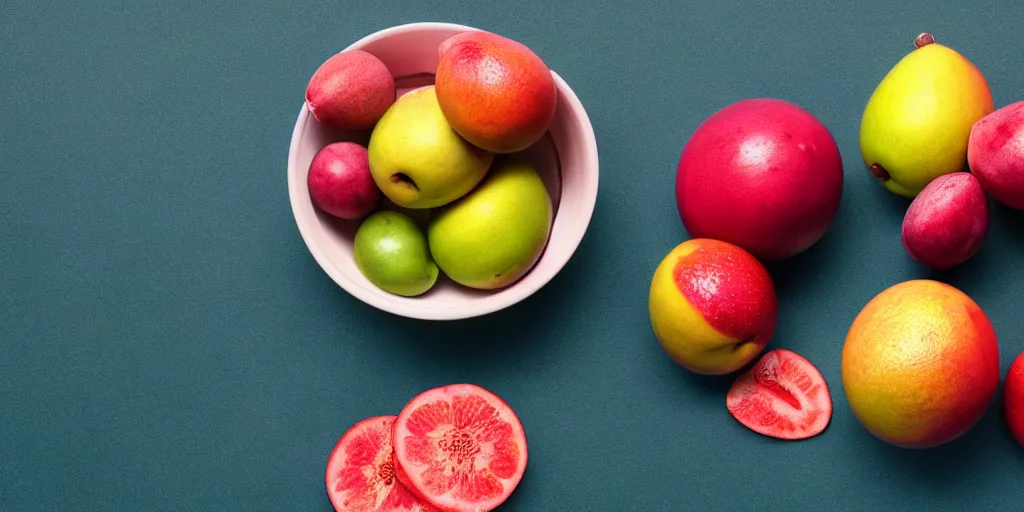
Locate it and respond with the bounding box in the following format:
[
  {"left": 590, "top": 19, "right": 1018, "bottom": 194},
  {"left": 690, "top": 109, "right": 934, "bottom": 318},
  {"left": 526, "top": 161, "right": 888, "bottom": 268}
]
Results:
[{"left": 393, "top": 384, "right": 528, "bottom": 512}]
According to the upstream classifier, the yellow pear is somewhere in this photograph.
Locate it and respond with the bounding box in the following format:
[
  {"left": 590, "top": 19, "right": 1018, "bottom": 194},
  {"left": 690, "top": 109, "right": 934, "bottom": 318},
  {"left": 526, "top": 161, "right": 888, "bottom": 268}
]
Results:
[
  {"left": 860, "top": 33, "right": 993, "bottom": 197},
  {"left": 367, "top": 86, "right": 494, "bottom": 209}
]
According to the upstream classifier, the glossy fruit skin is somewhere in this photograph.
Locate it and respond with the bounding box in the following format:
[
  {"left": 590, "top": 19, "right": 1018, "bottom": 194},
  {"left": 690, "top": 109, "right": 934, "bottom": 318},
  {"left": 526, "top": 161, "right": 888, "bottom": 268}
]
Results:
[
  {"left": 860, "top": 39, "right": 994, "bottom": 198},
  {"left": 648, "top": 238, "right": 778, "bottom": 375},
  {"left": 967, "top": 101, "right": 1024, "bottom": 209},
  {"left": 353, "top": 211, "right": 439, "bottom": 297},
  {"left": 842, "top": 280, "right": 1000, "bottom": 449},
  {"left": 726, "top": 349, "right": 833, "bottom": 440},
  {"left": 427, "top": 158, "right": 552, "bottom": 290},
  {"left": 367, "top": 86, "right": 493, "bottom": 209},
  {"left": 675, "top": 98, "right": 844, "bottom": 262},
  {"left": 308, "top": 142, "right": 380, "bottom": 220},
  {"left": 324, "top": 415, "right": 439, "bottom": 512},
  {"left": 306, "top": 49, "right": 396, "bottom": 131},
  {"left": 1003, "top": 352, "right": 1024, "bottom": 447},
  {"left": 435, "top": 31, "right": 557, "bottom": 154},
  {"left": 901, "top": 172, "right": 989, "bottom": 270},
  {"left": 392, "top": 384, "right": 527, "bottom": 512}
]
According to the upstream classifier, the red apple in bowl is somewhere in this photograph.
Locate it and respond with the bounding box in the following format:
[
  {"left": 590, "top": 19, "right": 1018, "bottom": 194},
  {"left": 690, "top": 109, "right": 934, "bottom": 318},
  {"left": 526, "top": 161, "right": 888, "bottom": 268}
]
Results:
[
  {"left": 675, "top": 99, "right": 844, "bottom": 262},
  {"left": 307, "top": 141, "right": 379, "bottom": 220}
]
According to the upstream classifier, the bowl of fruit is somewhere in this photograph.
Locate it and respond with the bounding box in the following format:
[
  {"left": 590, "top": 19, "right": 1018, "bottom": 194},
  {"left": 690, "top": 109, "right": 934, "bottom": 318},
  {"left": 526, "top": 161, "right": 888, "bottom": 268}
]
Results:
[{"left": 287, "top": 22, "right": 599, "bottom": 320}]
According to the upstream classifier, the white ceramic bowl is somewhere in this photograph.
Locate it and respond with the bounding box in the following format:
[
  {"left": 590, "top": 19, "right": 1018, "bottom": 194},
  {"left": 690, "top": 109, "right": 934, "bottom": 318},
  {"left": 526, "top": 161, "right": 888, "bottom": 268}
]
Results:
[{"left": 287, "top": 22, "right": 599, "bottom": 321}]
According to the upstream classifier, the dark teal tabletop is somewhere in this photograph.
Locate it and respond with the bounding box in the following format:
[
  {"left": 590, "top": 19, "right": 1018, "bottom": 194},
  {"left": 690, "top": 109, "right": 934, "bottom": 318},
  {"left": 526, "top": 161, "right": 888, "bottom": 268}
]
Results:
[{"left": 4, "top": 1, "right": 1024, "bottom": 510}]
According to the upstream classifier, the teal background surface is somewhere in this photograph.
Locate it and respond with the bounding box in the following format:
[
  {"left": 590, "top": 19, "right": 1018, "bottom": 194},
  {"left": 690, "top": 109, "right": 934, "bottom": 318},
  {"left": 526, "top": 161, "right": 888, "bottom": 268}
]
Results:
[{"left": 4, "top": 1, "right": 1024, "bottom": 510}]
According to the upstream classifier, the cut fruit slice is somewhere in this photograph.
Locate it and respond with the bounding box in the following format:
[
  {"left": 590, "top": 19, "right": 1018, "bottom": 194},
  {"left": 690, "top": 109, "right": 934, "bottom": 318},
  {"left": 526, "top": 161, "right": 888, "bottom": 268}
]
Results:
[
  {"left": 393, "top": 384, "right": 528, "bottom": 512},
  {"left": 726, "top": 349, "right": 832, "bottom": 440},
  {"left": 325, "top": 415, "right": 440, "bottom": 512}
]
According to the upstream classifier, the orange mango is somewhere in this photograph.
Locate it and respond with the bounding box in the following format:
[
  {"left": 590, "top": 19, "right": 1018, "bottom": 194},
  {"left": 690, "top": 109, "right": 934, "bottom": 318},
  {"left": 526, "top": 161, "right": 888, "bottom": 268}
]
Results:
[{"left": 842, "top": 280, "right": 999, "bottom": 448}]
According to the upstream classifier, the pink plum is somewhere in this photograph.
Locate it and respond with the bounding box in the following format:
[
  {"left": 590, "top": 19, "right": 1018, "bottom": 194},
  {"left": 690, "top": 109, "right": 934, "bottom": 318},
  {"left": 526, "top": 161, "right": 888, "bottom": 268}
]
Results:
[
  {"left": 901, "top": 172, "right": 989, "bottom": 270},
  {"left": 967, "top": 101, "right": 1024, "bottom": 209},
  {"left": 305, "top": 50, "right": 395, "bottom": 131},
  {"left": 307, "top": 142, "right": 379, "bottom": 220}
]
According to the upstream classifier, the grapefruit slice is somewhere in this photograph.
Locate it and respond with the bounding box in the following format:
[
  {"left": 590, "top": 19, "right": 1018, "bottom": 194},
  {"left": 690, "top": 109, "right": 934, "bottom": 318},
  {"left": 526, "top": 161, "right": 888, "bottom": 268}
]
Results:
[
  {"left": 393, "top": 384, "right": 528, "bottom": 512},
  {"left": 325, "top": 415, "right": 439, "bottom": 512},
  {"left": 726, "top": 349, "right": 832, "bottom": 440}
]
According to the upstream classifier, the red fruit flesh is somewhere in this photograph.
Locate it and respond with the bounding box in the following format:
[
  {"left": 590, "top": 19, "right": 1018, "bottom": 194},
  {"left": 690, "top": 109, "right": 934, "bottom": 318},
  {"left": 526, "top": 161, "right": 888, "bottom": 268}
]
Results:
[
  {"left": 393, "top": 450, "right": 428, "bottom": 502},
  {"left": 306, "top": 49, "right": 396, "bottom": 131},
  {"left": 675, "top": 98, "right": 844, "bottom": 262},
  {"left": 435, "top": 31, "right": 557, "bottom": 154},
  {"left": 901, "top": 172, "right": 988, "bottom": 270},
  {"left": 393, "top": 384, "right": 528, "bottom": 512},
  {"left": 308, "top": 141, "right": 380, "bottom": 220},
  {"left": 1005, "top": 352, "right": 1024, "bottom": 447},
  {"left": 325, "top": 416, "right": 439, "bottom": 512},
  {"left": 727, "top": 349, "right": 833, "bottom": 440},
  {"left": 967, "top": 101, "right": 1024, "bottom": 209}
]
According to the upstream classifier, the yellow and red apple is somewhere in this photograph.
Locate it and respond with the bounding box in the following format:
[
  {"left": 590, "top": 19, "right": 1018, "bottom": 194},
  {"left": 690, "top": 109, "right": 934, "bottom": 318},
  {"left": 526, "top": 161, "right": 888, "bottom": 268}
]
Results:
[{"left": 648, "top": 238, "right": 778, "bottom": 375}]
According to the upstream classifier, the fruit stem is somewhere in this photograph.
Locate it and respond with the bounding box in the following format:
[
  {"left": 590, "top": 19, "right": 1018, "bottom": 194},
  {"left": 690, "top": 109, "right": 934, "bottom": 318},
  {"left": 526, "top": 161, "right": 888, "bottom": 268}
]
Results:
[
  {"left": 915, "top": 33, "right": 935, "bottom": 48},
  {"left": 869, "top": 163, "right": 891, "bottom": 181}
]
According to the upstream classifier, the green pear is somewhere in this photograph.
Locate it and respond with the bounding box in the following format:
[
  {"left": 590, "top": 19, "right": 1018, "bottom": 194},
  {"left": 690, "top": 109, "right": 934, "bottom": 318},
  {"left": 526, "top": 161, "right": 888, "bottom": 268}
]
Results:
[
  {"left": 367, "top": 86, "right": 494, "bottom": 209},
  {"left": 860, "top": 33, "right": 994, "bottom": 198},
  {"left": 353, "top": 210, "right": 438, "bottom": 296},
  {"left": 427, "top": 158, "right": 552, "bottom": 290}
]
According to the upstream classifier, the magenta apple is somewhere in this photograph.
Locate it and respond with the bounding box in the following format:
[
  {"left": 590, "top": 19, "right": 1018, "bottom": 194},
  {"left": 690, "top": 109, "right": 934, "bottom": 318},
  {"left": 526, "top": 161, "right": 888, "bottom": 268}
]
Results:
[
  {"left": 675, "top": 99, "right": 844, "bottom": 262},
  {"left": 307, "top": 142, "right": 379, "bottom": 220},
  {"left": 967, "top": 101, "right": 1024, "bottom": 209},
  {"left": 901, "top": 172, "right": 988, "bottom": 270}
]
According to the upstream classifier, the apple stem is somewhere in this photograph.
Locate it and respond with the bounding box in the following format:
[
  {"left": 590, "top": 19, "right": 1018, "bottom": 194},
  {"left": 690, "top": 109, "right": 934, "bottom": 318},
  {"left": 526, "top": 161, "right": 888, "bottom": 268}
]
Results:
[
  {"left": 915, "top": 33, "right": 935, "bottom": 48},
  {"left": 870, "top": 164, "right": 891, "bottom": 181}
]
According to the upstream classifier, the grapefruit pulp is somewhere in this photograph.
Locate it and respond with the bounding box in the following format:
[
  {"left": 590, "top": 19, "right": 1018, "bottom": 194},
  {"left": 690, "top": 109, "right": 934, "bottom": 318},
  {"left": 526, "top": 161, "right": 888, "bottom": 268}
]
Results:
[
  {"left": 393, "top": 384, "right": 528, "bottom": 512},
  {"left": 325, "top": 415, "right": 439, "bottom": 512},
  {"left": 726, "top": 349, "right": 833, "bottom": 440}
]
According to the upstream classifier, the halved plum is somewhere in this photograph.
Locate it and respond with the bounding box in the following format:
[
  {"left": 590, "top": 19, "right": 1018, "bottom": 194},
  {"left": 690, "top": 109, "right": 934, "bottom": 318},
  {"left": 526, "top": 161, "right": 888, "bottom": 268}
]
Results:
[
  {"left": 325, "top": 415, "right": 439, "bottom": 512},
  {"left": 393, "top": 384, "right": 528, "bottom": 512},
  {"left": 726, "top": 349, "right": 832, "bottom": 440}
]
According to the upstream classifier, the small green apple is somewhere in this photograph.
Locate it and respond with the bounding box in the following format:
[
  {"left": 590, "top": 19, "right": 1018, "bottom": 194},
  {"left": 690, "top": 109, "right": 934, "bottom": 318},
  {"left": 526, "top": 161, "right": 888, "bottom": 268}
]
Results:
[
  {"left": 353, "top": 210, "right": 439, "bottom": 296},
  {"left": 427, "top": 157, "right": 552, "bottom": 290},
  {"left": 367, "top": 86, "right": 494, "bottom": 209}
]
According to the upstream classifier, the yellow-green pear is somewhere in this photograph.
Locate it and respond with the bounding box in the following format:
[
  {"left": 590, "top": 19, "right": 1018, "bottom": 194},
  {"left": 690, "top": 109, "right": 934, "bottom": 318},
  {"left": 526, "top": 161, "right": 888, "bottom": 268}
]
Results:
[
  {"left": 427, "top": 158, "right": 552, "bottom": 290},
  {"left": 860, "top": 33, "right": 994, "bottom": 198},
  {"left": 367, "top": 86, "right": 494, "bottom": 209}
]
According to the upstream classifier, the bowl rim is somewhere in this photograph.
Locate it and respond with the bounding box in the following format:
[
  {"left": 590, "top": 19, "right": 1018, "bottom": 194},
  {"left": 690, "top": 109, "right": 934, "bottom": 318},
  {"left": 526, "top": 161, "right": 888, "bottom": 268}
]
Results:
[{"left": 286, "top": 21, "right": 599, "bottom": 321}]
